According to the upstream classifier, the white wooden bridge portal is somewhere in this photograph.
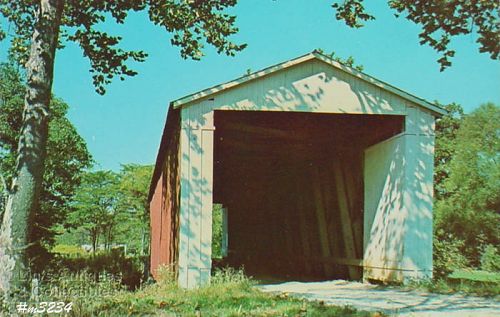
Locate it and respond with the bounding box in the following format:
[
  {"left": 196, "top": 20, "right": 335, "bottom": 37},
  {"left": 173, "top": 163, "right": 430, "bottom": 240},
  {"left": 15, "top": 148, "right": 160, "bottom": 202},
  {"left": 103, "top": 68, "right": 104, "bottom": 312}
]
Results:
[{"left": 149, "top": 51, "right": 445, "bottom": 288}]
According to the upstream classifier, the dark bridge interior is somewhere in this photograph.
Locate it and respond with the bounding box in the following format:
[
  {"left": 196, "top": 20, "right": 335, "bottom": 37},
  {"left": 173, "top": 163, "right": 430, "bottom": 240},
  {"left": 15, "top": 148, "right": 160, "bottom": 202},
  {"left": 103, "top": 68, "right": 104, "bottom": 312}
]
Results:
[{"left": 213, "top": 110, "right": 404, "bottom": 281}]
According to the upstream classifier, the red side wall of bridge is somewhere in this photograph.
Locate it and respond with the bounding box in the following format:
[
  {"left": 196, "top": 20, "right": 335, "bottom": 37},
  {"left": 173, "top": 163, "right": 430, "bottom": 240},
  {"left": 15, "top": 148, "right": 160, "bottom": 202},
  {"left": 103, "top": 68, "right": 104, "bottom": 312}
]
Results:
[{"left": 150, "top": 108, "right": 180, "bottom": 280}]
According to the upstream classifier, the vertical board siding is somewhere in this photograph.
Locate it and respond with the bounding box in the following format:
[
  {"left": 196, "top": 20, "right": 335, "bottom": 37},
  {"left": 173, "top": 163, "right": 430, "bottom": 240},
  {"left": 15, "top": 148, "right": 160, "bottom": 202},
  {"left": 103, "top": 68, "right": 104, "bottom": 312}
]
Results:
[
  {"left": 401, "top": 136, "right": 434, "bottom": 277},
  {"left": 364, "top": 134, "right": 406, "bottom": 282},
  {"left": 183, "top": 59, "right": 407, "bottom": 117},
  {"left": 149, "top": 108, "right": 181, "bottom": 280},
  {"left": 200, "top": 127, "right": 214, "bottom": 282},
  {"left": 161, "top": 58, "right": 437, "bottom": 287},
  {"left": 363, "top": 105, "right": 434, "bottom": 282},
  {"left": 178, "top": 113, "right": 191, "bottom": 288},
  {"left": 179, "top": 103, "right": 215, "bottom": 288},
  {"left": 401, "top": 104, "right": 434, "bottom": 279},
  {"left": 150, "top": 174, "right": 163, "bottom": 279},
  {"left": 159, "top": 167, "right": 171, "bottom": 266},
  {"left": 167, "top": 110, "right": 181, "bottom": 271}
]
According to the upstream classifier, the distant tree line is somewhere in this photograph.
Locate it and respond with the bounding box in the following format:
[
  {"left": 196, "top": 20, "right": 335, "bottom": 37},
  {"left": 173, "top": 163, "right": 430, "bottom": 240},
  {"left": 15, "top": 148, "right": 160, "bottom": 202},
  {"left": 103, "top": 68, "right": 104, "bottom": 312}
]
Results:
[
  {"left": 0, "top": 64, "right": 151, "bottom": 274},
  {"left": 62, "top": 165, "right": 152, "bottom": 257}
]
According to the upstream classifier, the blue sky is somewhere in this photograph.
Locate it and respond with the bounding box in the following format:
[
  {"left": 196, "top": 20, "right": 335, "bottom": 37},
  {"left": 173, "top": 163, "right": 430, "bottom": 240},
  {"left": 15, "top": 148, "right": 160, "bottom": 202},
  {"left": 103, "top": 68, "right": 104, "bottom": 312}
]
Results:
[{"left": 1, "top": 1, "right": 499, "bottom": 171}]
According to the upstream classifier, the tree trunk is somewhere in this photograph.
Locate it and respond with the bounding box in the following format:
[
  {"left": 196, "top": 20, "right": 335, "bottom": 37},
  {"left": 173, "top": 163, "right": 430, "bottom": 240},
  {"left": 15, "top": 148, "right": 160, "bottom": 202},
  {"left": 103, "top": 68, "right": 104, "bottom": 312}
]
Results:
[
  {"left": 140, "top": 227, "right": 145, "bottom": 256},
  {"left": 91, "top": 229, "right": 99, "bottom": 254},
  {"left": 0, "top": 0, "right": 64, "bottom": 295},
  {"left": 107, "top": 226, "right": 112, "bottom": 251},
  {"left": 0, "top": 173, "right": 8, "bottom": 228}
]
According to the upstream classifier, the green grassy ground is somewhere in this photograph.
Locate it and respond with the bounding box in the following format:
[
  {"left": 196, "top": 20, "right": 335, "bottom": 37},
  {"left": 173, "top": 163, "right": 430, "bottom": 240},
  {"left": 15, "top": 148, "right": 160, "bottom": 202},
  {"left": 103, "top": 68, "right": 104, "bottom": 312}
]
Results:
[
  {"left": 406, "top": 269, "right": 500, "bottom": 296},
  {"left": 75, "top": 270, "right": 381, "bottom": 316},
  {"left": 6, "top": 265, "right": 498, "bottom": 316},
  {"left": 5, "top": 268, "right": 382, "bottom": 317},
  {"left": 449, "top": 270, "right": 500, "bottom": 283}
]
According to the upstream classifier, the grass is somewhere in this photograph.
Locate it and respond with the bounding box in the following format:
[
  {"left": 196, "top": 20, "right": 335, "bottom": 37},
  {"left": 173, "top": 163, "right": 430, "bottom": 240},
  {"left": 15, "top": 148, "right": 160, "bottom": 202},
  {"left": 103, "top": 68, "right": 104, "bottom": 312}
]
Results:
[
  {"left": 448, "top": 269, "right": 500, "bottom": 283},
  {"left": 405, "top": 269, "right": 500, "bottom": 297},
  {"left": 71, "top": 268, "right": 380, "bottom": 316},
  {"left": 2, "top": 267, "right": 383, "bottom": 317},
  {"left": 8, "top": 265, "right": 498, "bottom": 316},
  {"left": 52, "top": 244, "right": 87, "bottom": 256}
]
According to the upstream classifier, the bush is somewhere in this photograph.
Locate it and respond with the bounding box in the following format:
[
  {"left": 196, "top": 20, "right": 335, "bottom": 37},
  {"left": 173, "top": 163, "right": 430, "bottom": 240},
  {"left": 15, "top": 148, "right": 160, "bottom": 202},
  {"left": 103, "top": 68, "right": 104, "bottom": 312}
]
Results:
[
  {"left": 211, "top": 267, "right": 252, "bottom": 288},
  {"left": 40, "top": 270, "right": 124, "bottom": 300},
  {"left": 54, "top": 249, "right": 144, "bottom": 290},
  {"left": 154, "top": 264, "right": 177, "bottom": 289},
  {"left": 433, "top": 234, "right": 469, "bottom": 278},
  {"left": 1, "top": 270, "right": 125, "bottom": 315},
  {"left": 481, "top": 244, "right": 500, "bottom": 272},
  {"left": 3, "top": 266, "right": 376, "bottom": 316},
  {"left": 101, "top": 267, "right": 374, "bottom": 317},
  {"left": 212, "top": 203, "right": 224, "bottom": 259}
]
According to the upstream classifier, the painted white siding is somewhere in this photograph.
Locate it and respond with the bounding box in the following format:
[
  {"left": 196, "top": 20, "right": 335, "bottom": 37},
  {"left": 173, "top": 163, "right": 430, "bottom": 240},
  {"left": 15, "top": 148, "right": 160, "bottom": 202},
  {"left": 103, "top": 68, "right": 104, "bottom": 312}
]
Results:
[
  {"left": 182, "top": 60, "right": 408, "bottom": 116},
  {"left": 363, "top": 106, "right": 434, "bottom": 282},
  {"left": 401, "top": 134, "right": 434, "bottom": 279},
  {"left": 176, "top": 58, "right": 436, "bottom": 286},
  {"left": 401, "top": 107, "right": 434, "bottom": 279},
  {"left": 178, "top": 102, "right": 215, "bottom": 288},
  {"left": 364, "top": 134, "right": 406, "bottom": 281}
]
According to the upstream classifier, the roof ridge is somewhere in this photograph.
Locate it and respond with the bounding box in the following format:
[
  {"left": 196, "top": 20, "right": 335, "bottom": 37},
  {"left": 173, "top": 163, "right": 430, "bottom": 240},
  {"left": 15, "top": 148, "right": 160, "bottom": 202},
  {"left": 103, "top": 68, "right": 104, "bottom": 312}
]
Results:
[{"left": 170, "top": 50, "right": 446, "bottom": 116}]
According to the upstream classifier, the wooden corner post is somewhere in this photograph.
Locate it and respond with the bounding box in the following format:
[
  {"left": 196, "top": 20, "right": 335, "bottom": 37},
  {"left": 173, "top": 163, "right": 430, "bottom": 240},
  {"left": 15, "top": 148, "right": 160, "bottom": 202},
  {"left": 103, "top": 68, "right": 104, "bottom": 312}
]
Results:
[{"left": 178, "top": 105, "right": 215, "bottom": 288}]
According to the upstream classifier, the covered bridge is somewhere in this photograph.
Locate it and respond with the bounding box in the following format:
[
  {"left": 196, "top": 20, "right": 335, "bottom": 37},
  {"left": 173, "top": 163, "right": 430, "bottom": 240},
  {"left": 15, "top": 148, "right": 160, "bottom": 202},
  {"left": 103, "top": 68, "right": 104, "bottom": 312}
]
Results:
[{"left": 148, "top": 51, "right": 445, "bottom": 288}]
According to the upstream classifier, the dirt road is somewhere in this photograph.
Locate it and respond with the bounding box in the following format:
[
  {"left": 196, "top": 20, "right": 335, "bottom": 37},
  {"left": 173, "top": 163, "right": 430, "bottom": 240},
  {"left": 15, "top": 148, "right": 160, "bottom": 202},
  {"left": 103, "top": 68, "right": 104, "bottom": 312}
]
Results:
[{"left": 259, "top": 280, "right": 500, "bottom": 316}]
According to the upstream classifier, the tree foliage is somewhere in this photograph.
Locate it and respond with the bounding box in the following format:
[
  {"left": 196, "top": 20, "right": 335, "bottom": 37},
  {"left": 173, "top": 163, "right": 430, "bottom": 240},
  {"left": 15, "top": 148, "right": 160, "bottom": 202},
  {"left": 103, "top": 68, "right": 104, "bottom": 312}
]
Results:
[
  {"left": 433, "top": 103, "right": 464, "bottom": 201},
  {"left": 0, "top": 63, "right": 92, "bottom": 269},
  {"left": 115, "top": 164, "right": 153, "bottom": 255},
  {"left": 0, "top": 64, "right": 24, "bottom": 205},
  {"left": 445, "top": 103, "right": 500, "bottom": 213},
  {"left": 314, "top": 48, "right": 364, "bottom": 72},
  {"left": 480, "top": 244, "right": 500, "bottom": 272},
  {"left": 64, "top": 165, "right": 153, "bottom": 256},
  {"left": 0, "top": 0, "right": 246, "bottom": 94},
  {"left": 434, "top": 103, "right": 500, "bottom": 271},
  {"left": 332, "top": 0, "right": 500, "bottom": 70},
  {"left": 0, "top": 0, "right": 244, "bottom": 294},
  {"left": 66, "top": 170, "right": 121, "bottom": 253}
]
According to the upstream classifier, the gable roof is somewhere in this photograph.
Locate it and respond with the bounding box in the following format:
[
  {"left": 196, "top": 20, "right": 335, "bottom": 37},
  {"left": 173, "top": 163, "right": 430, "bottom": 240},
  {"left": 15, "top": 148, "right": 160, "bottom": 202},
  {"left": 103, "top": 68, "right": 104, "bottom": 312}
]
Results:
[
  {"left": 149, "top": 51, "right": 447, "bottom": 201},
  {"left": 171, "top": 50, "right": 446, "bottom": 116}
]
